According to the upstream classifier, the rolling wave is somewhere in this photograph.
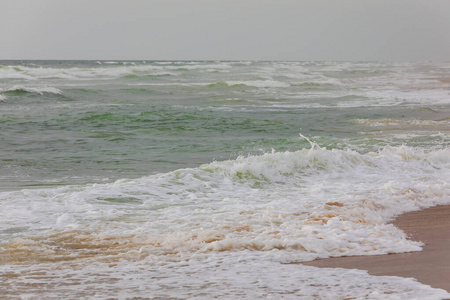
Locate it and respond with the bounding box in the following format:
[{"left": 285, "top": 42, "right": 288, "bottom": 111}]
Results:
[
  {"left": 1, "top": 143, "right": 448, "bottom": 262},
  {"left": 0, "top": 85, "right": 63, "bottom": 101}
]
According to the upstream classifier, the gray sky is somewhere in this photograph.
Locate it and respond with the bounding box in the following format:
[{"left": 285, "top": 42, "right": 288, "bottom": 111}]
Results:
[{"left": 2, "top": 0, "right": 450, "bottom": 61}]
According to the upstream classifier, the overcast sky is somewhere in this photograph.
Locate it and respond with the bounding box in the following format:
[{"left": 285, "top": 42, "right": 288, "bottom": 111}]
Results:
[{"left": 2, "top": 0, "right": 449, "bottom": 61}]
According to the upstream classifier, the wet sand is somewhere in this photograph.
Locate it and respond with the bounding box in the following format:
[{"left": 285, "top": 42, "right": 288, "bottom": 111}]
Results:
[{"left": 302, "top": 205, "right": 450, "bottom": 292}]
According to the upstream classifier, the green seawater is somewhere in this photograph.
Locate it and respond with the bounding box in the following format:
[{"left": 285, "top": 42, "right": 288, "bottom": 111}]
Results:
[{"left": 0, "top": 60, "right": 448, "bottom": 190}]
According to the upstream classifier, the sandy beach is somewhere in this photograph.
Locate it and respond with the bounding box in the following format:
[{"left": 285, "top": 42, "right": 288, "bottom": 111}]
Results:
[{"left": 303, "top": 205, "right": 450, "bottom": 292}]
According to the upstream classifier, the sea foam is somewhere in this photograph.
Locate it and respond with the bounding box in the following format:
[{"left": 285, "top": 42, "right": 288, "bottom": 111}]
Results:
[{"left": 1, "top": 145, "right": 448, "bottom": 263}]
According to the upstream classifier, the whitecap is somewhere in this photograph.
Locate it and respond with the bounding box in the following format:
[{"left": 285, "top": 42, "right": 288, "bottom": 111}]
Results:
[{"left": 0, "top": 85, "right": 63, "bottom": 95}]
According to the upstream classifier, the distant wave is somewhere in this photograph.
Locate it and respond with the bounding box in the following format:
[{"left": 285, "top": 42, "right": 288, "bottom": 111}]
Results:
[
  {"left": 0, "top": 86, "right": 63, "bottom": 100},
  {"left": 0, "top": 66, "right": 35, "bottom": 80},
  {"left": 0, "top": 85, "right": 62, "bottom": 95},
  {"left": 364, "top": 89, "right": 450, "bottom": 105},
  {"left": 129, "top": 80, "right": 291, "bottom": 88},
  {"left": 0, "top": 64, "right": 218, "bottom": 80},
  {"left": 203, "top": 80, "right": 291, "bottom": 88},
  {"left": 224, "top": 80, "right": 290, "bottom": 88},
  {"left": 290, "top": 78, "right": 344, "bottom": 87},
  {"left": 355, "top": 118, "right": 450, "bottom": 127}
]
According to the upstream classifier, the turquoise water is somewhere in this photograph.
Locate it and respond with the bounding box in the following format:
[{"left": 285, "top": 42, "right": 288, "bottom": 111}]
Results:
[{"left": 1, "top": 61, "right": 449, "bottom": 299}]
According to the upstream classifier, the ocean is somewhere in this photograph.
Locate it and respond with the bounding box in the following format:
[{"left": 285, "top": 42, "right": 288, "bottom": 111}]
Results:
[{"left": 0, "top": 60, "right": 449, "bottom": 299}]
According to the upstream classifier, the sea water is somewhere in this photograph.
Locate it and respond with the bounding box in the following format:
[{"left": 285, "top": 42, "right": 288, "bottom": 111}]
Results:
[{"left": 0, "top": 61, "right": 449, "bottom": 299}]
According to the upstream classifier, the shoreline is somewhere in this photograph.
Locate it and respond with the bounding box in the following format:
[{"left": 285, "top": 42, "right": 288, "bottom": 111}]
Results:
[{"left": 302, "top": 205, "right": 450, "bottom": 292}]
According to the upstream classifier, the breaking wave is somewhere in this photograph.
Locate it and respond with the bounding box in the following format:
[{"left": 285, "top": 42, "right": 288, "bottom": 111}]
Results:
[
  {"left": 1, "top": 142, "right": 448, "bottom": 265},
  {"left": 0, "top": 85, "right": 62, "bottom": 95}
]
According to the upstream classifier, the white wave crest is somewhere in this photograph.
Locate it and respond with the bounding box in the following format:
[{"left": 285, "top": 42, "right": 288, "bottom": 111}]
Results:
[
  {"left": 0, "top": 66, "right": 35, "bottom": 80},
  {"left": 0, "top": 85, "right": 63, "bottom": 95},
  {"left": 0, "top": 65, "right": 179, "bottom": 80}
]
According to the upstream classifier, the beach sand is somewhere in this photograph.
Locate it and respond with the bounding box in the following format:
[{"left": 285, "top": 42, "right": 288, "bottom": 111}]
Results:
[{"left": 302, "top": 205, "right": 450, "bottom": 292}]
